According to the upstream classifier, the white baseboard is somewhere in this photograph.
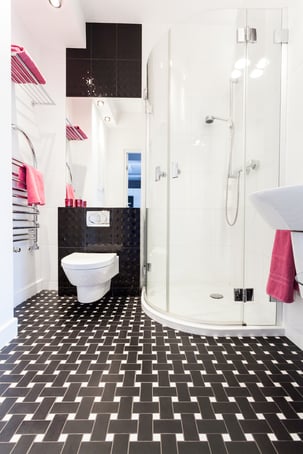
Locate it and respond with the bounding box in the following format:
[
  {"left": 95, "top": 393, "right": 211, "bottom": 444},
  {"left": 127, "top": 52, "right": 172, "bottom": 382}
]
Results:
[
  {"left": 0, "top": 317, "right": 18, "bottom": 349},
  {"left": 14, "top": 279, "right": 44, "bottom": 307},
  {"left": 285, "top": 328, "right": 303, "bottom": 350}
]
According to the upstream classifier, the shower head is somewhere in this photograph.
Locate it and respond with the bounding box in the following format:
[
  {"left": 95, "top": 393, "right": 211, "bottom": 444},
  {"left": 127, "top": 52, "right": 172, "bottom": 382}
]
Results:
[{"left": 205, "top": 115, "right": 233, "bottom": 128}]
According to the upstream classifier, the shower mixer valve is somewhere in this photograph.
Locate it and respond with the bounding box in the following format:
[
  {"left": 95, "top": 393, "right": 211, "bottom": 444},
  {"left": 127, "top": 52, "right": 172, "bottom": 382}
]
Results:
[{"left": 245, "top": 159, "right": 259, "bottom": 174}]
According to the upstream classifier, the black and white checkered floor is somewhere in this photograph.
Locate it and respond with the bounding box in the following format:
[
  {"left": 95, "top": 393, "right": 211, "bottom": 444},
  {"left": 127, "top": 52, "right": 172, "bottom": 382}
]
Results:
[{"left": 0, "top": 291, "right": 303, "bottom": 453}]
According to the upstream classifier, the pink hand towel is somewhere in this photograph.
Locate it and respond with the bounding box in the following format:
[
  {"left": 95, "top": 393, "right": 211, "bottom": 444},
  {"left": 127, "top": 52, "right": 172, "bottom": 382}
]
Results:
[
  {"left": 11, "top": 44, "right": 46, "bottom": 85},
  {"left": 66, "top": 184, "right": 75, "bottom": 200},
  {"left": 266, "top": 230, "right": 296, "bottom": 303},
  {"left": 25, "top": 165, "right": 45, "bottom": 205}
]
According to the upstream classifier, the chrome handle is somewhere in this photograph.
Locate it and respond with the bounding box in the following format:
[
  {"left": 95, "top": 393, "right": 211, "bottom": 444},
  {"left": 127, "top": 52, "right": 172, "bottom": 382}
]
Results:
[
  {"left": 172, "top": 162, "right": 181, "bottom": 178},
  {"left": 155, "top": 166, "right": 166, "bottom": 182}
]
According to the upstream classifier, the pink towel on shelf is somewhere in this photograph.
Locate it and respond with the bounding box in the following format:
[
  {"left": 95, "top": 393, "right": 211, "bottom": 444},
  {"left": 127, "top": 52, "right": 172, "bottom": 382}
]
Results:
[
  {"left": 266, "top": 230, "right": 296, "bottom": 303},
  {"left": 66, "top": 125, "right": 88, "bottom": 140},
  {"left": 66, "top": 184, "right": 75, "bottom": 200},
  {"left": 25, "top": 165, "right": 45, "bottom": 206},
  {"left": 11, "top": 44, "right": 46, "bottom": 85}
]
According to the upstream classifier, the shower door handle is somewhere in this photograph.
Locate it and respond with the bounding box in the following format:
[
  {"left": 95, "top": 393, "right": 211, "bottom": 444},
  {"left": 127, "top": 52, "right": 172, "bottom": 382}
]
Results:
[
  {"left": 171, "top": 162, "right": 181, "bottom": 178},
  {"left": 155, "top": 166, "right": 166, "bottom": 181}
]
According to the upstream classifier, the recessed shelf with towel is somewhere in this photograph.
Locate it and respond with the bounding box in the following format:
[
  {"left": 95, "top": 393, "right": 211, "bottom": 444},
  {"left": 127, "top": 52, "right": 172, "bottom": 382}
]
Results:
[
  {"left": 11, "top": 44, "right": 55, "bottom": 106},
  {"left": 66, "top": 119, "right": 88, "bottom": 141}
]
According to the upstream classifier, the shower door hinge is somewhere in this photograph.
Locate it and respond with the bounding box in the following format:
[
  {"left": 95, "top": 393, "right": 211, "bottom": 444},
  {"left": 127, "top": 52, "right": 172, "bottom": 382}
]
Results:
[
  {"left": 237, "top": 27, "right": 257, "bottom": 43},
  {"left": 234, "top": 288, "right": 254, "bottom": 302},
  {"left": 274, "top": 29, "right": 289, "bottom": 44}
]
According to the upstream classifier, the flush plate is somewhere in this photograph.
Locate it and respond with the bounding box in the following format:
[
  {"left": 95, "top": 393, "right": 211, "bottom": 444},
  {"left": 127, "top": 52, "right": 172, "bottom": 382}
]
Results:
[{"left": 86, "top": 210, "right": 110, "bottom": 227}]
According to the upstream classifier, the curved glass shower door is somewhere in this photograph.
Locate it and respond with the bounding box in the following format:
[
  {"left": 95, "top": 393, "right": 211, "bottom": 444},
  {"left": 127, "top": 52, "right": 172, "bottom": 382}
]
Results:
[
  {"left": 146, "top": 8, "right": 282, "bottom": 327},
  {"left": 168, "top": 10, "right": 246, "bottom": 324},
  {"left": 145, "top": 35, "right": 169, "bottom": 312}
]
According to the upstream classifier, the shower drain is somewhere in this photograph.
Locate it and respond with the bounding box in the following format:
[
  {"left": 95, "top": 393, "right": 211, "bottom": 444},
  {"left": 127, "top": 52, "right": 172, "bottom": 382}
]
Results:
[{"left": 210, "top": 293, "right": 224, "bottom": 299}]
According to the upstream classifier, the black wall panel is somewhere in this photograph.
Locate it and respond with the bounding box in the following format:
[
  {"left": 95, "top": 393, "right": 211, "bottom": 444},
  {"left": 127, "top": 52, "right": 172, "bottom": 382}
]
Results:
[
  {"left": 58, "top": 207, "right": 141, "bottom": 298},
  {"left": 66, "top": 23, "right": 142, "bottom": 98}
]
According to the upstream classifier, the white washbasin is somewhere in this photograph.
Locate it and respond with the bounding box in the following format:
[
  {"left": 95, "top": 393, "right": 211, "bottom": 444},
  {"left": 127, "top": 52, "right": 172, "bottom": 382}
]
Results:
[{"left": 249, "top": 185, "right": 303, "bottom": 231}]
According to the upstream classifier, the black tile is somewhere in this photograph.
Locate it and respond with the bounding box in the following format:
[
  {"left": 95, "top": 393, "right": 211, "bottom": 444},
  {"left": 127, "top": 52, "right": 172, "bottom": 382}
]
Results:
[
  {"left": 273, "top": 441, "right": 303, "bottom": 453},
  {"left": 117, "top": 60, "right": 141, "bottom": 97},
  {"left": 178, "top": 441, "right": 211, "bottom": 454},
  {"left": 207, "top": 434, "right": 228, "bottom": 454},
  {"left": 111, "top": 434, "right": 129, "bottom": 454},
  {"left": 92, "top": 59, "right": 117, "bottom": 97},
  {"left": 138, "top": 414, "right": 152, "bottom": 441},
  {"left": 78, "top": 441, "right": 111, "bottom": 454},
  {"left": 161, "top": 434, "right": 178, "bottom": 454},
  {"left": 108, "top": 420, "right": 137, "bottom": 434},
  {"left": 44, "top": 414, "right": 68, "bottom": 441},
  {"left": 154, "top": 420, "right": 182, "bottom": 434},
  {"left": 66, "top": 59, "right": 94, "bottom": 97},
  {"left": 0, "top": 415, "right": 24, "bottom": 441},
  {"left": 0, "top": 293, "right": 302, "bottom": 454},
  {"left": 91, "top": 414, "right": 110, "bottom": 441},
  {"left": 225, "top": 441, "right": 261, "bottom": 454},
  {"left": 129, "top": 441, "right": 161, "bottom": 454},
  {"left": 222, "top": 415, "right": 246, "bottom": 441},
  {"left": 61, "top": 434, "right": 82, "bottom": 454},
  {"left": 91, "top": 23, "right": 117, "bottom": 59},
  {"left": 117, "top": 24, "right": 141, "bottom": 59},
  {"left": 0, "top": 443, "right": 14, "bottom": 454},
  {"left": 253, "top": 434, "right": 278, "bottom": 454},
  {"left": 265, "top": 414, "right": 292, "bottom": 440}
]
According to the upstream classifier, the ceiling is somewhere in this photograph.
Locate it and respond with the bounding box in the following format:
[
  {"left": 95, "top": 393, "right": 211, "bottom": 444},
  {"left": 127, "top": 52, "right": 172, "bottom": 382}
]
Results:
[
  {"left": 78, "top": 0, "right": 291, "bottom": 24},
  {"left": 12, "top": 0, "right": 291, "bottom": 50}
]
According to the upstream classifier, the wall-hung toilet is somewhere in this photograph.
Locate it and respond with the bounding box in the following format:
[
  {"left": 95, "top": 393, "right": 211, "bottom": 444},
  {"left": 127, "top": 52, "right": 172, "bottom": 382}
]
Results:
[{"left": 61, "top": 252, "right": 119, "bottom": 303}]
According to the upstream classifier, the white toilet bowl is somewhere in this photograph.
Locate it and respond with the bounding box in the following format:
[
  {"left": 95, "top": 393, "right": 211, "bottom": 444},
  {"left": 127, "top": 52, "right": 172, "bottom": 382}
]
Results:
[{"left": 61, "top": 252, "right": 119, "bottom": 303}]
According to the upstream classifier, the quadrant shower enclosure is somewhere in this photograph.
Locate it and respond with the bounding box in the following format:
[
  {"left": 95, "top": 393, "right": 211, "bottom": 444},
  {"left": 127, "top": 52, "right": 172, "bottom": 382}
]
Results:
[{"left": 143, "top": 8, "right": 286, "bottom": 334}]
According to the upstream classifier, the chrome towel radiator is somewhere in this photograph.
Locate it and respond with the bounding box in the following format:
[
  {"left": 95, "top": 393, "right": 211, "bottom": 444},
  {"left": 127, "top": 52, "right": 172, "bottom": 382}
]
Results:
[{"left": 12, "top": 124, "right": 40, "bottom": 251}]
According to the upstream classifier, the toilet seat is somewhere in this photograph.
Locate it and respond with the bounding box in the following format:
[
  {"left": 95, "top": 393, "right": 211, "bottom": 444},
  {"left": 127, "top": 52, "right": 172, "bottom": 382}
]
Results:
[{"left": 61, "top": 252, "right": 116, "bottom": 270}]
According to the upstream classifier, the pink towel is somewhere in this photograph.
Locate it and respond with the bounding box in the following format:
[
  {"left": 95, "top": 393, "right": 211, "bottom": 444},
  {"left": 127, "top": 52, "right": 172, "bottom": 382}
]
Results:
[
  {"left": 17, "top": 166, "right": 26, "bottom": 189},
  {"left": 66, "top": 184, "right": 75, "bottom": 200},
  {"left": 266, "top": 230, "right": 296, "bottom": 303},
  {"left": 11, "top": 44, "right": 46, "bottom": 85},
  {"left": 25, "top": 165, "right": 45, "bottom": 205},
  {"left": 66, "top": 125, "right": 88, "bottom": 140}
]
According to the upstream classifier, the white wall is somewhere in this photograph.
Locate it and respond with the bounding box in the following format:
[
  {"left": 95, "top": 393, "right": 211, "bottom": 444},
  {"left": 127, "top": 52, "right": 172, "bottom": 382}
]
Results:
[
  {"left": 0, "top": 0, "right": 17, "bottom": 348},
  {"left": 11, "top": 2, "right": 86, "bottom": 303},
  {"left": 283, "top": 0, "right": 303, "bottom": 349}
]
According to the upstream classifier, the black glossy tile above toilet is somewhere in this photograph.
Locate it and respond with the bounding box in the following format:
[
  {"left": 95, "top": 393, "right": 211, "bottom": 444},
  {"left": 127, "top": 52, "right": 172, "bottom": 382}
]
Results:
[{"left": 58, "top": 208, "right": 86, "bottom": 247}]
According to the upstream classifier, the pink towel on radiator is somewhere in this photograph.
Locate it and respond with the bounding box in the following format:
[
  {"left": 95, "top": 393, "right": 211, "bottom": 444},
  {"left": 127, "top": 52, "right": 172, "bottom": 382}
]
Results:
[
  {"left": 11, "top": 44, "right": 46, "bottom": 84},
  {"left": 25, "top": 165, "right": 45, "bottom": 205},
  {"left": 266, "top": 230, "right": 296, "bottom": 303},
  {"left": 66, "top": 184, "right": 75, "bottom": 200},
  {"left": 17, "top": 166, "right": 26, "bottom": 188}
]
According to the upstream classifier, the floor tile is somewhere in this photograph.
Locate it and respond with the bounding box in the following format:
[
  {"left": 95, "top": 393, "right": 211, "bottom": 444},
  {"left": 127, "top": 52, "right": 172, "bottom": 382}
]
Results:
[{"left": 0, "top": 290, "right": 300, "bottom": 453}]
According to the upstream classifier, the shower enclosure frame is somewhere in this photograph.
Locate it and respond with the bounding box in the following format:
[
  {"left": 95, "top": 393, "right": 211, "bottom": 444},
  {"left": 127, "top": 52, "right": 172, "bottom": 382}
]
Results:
[{"left": 143, "top": 7, "right": 287, "bottom": 336}]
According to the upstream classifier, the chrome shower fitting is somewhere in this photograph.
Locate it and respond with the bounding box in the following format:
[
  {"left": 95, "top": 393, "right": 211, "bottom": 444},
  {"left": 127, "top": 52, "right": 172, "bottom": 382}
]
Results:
[{"left": 205, "top": 115, "right": 233, "bottom": 128}]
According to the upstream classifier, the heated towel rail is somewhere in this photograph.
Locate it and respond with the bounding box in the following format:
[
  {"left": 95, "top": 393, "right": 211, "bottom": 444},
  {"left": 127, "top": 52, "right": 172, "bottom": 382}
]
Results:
[{"left": 12, "top": 125, "right": 40, "bottom": 251}]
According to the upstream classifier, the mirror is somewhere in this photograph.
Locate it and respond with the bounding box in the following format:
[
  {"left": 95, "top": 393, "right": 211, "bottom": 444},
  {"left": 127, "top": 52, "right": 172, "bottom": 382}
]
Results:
[{"left": 65, "top": 97, "right": 145, "bottom": 207}]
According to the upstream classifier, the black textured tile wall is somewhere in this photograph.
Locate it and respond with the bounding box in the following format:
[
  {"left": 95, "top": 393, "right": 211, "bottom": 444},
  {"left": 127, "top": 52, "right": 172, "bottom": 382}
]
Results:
[
  {"left": 66, "top": 23, "right": 142, "bottom": 98},
  {"left": 58, "top": 208, "right": 140, "bottom": 298}
]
